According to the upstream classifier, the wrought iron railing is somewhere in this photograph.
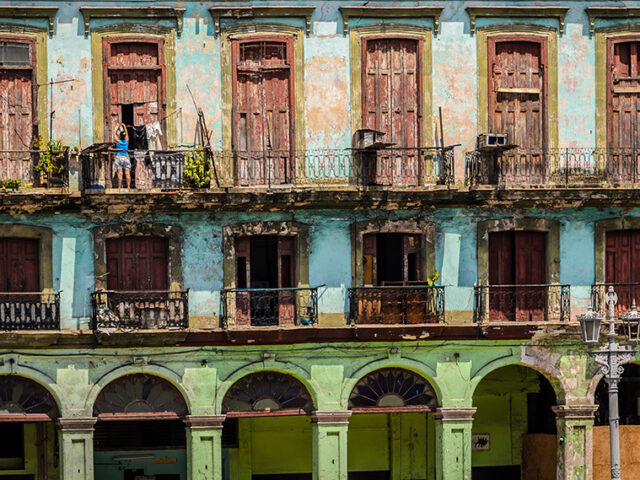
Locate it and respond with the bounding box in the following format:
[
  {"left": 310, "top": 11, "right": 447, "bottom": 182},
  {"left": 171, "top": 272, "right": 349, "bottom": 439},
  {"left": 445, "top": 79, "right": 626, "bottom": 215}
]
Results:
[
  {"left": 474, "top": 284, "right": 570, "bottom": 323},
  {"left": 0, "top": 149, "right": 69, "bottom": 188},
  {"left": 591, "top": 283, "right": 640, "bottom": 314},
  {"left": 91, "top": 290, "right": 189, "bottom": 330},
  {"left": 220, "top": 286, "right": 320, "bottom": 328},
  {"left": 0, "top": 292, "right": 60, "bottom": 330},
  {"left": 348, "top": 286, "right": 445, "bottom": 325}
]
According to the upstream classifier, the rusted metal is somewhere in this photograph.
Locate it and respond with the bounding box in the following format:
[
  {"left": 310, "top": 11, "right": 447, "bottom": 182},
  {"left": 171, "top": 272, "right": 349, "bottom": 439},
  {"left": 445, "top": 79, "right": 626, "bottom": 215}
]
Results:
[{"left": 348, "top": 286, "right": 444, "bottom": 325}]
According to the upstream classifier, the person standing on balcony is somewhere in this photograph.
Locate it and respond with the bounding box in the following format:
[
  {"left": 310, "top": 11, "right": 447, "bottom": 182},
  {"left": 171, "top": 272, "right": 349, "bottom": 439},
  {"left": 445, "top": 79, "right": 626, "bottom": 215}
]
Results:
[{"left": 113, "top": 123, "right": 131, "bottom": 188}]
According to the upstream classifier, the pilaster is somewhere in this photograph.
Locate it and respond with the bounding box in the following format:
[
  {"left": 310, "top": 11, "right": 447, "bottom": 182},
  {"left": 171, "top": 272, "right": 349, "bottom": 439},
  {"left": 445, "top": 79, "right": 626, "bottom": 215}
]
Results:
[
  {"left": 311, "top": 410, "right": 352, "bottom": 480},
  {"left": 56, "top": 417, "right": 97, "bottom": 480},
  {"left": 184, "top": 415, "right": 226, "bottom": 480},
  {"left": 434, "top": 407, "right": 476, "bottom": 480},
  {"left": 553, "top": 404, "right": 598, "bottom": 480}
]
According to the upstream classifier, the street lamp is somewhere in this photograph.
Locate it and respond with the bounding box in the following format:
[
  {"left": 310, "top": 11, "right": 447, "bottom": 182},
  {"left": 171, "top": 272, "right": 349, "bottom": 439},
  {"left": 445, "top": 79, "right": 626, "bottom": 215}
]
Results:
[{"left": 578, "top": 287, "right": 637, "bottom": 480}]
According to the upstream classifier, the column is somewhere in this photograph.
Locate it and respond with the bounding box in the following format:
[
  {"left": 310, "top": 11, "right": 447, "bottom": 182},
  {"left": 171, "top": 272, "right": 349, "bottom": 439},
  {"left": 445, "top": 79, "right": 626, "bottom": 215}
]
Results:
[
  {"left": 311, "top": 410, "right": 351, "bottom": 480},
  {"left": 434, "top": 407, "right": 476, "bottom": 480},
  {"left": 184, "top": 415, "right": 226, "bottom": 480},
  {"left": 57, "top": 417, "right": 97, "bottom": 480},
  {"left": 553, "top": 404, "right": 598, "bottom": 480}
]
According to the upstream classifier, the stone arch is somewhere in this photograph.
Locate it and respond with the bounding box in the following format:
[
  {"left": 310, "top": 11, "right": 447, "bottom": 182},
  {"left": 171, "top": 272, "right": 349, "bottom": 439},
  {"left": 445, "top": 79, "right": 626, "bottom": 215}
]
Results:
[
  {"left": 342, "top": 358, "right": 441, "bottom": 410},
  {"left": 215, "top": 361, "right": 319, "bottom": 414},
  {"left": 0, "top": 373, "right": 61, "bottom": 420}
]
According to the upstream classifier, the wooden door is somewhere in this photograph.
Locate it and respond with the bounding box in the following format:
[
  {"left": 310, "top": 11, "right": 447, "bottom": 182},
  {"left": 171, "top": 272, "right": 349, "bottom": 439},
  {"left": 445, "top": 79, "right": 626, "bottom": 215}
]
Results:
[
  {"left": 0, "top": 238, "right": 39, "bottom": 292},
  {"left": 363, "top": 38, "right": 421, "bottom": 186},
  {"left": 607, "top": 38, "right": 640, "bottom": 182},
  {"left": 489, "top": 231, "right": 516, "bottom": 321},
  {"left": 277, "top": 236, "right": 295, "bottom": 326},
  {"left": 605, "top": 230, "right": 640, "bottom": 310},
  {"left": 489, "top": 37, "right": 547, "bottom": 183},
  {"left": 233, "top": 38, "right": 294, "bottom": 186},
  {"left": 106, "top": 236, "right": 168, "bottom": 291}
]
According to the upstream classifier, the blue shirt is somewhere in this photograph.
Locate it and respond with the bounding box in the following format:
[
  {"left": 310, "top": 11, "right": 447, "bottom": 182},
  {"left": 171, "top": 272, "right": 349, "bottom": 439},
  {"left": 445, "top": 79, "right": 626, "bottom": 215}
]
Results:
[{"left": 116, "top": 139, "right": 128, "bottom": 157}]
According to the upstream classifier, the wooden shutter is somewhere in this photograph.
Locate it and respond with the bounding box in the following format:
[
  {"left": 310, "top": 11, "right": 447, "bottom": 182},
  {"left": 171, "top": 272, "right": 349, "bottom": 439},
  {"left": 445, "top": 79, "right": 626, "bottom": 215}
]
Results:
[
  {"left": 106, "top": 237, "right": 168, "bottom": 291},
  {"left": 232, "top": 38, "right": 294, "bottom": 186},
  {"left": 402, "top": 234, "right": 421, "bottom": 282},
  {"left": 605, "top": 230, "right": 640, "bottom": 310},
  {"left": 514, "top": 232, "right": 546, "bottom": 321},
  {"left": 488, "top": 37, "right": 547, "bottom": 183},
  {"left": 488, "top": 231, "right": 515, "bottom": 321},
  {"left": 0, "top": 238, "right": 39, "bottom": 292},
  {"left": 278, "top": 236, "right": 295, "bottom": 325},
  {"left": 234, "top": 237, "right": 251, "bottom": 326},
  {"left": 362, "top": 234, "right": 377, "bottom": 286}
]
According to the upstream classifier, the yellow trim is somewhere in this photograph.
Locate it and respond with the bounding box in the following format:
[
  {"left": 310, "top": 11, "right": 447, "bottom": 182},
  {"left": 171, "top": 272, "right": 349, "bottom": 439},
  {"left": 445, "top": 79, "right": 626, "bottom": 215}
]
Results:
[
  {"left": 90, "top": 24, "right": 177, "bottom": 145},
  {"left": 476, "top": 24, "right": 558, "bottom": 150}
]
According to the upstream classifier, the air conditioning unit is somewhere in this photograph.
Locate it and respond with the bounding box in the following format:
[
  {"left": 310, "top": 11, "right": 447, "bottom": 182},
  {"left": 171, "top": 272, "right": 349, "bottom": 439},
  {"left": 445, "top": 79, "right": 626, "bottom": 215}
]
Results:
[
  {"left": 353, "top": 129, "right": 391, "bottom": 150},
  {"left": 477, "top": 133, "right": 508, "bottom": 149}
]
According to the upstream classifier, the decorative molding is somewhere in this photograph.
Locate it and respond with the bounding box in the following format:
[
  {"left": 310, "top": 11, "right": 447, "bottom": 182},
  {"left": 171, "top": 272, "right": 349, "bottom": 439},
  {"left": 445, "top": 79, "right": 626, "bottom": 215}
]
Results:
[
  {"left": 209, "top": 6, "right": 315, "bottom": 37},
  {"left": 79, "top": 7, "right": 186, "bottom": 38},
  {"left": 466, "top": 6, "right": 569, "bottom": 35},
  {"left": 433, "top": 407, "right": 477, "bottom": 422},
  {"left": 0, "top": 6, "right": 58, "bottom": 37},
  {"left": 56, "top": 417, "right": 97, "bottom": 432},
  {"left": 587, "top": 7, "right": 640, "bottom": 37},
  {"left": 184, "top": 415, "right": 226, "bottom": 429},
  {"left": 311, "top": 410, "right": 352, "bottom": 425},
  {"left": 339, "top": 6, "right": 443, "bottom": 35},
  {"left": 552, "top": 405, "right": 599, "bottom": 420}
]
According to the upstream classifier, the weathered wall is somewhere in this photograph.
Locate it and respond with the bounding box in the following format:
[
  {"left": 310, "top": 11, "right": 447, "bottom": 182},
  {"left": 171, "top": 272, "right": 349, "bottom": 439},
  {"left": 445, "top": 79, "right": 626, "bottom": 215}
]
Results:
[{"left": 593, "top": 425, "right": 640, "bottom": 480}]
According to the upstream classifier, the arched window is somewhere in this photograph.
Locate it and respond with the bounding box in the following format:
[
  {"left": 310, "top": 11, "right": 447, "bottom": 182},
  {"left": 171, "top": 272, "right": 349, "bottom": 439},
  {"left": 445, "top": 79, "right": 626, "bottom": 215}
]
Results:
[{"left": 0, "top": 376, "right": 59, "bottom": 420}]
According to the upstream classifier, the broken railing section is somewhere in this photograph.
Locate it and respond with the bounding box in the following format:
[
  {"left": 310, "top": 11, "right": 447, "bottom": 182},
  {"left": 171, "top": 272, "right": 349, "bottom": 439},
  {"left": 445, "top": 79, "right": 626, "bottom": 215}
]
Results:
[
  {"left": 473, "top": 284, "right": 571, "bottom": 323},
  {"left": 0, "top": 149, "right": 69, "bottom": 188},
  {"left": 465, "top": 147, "right": 640, "bottom": 185},
  {"left": 220, "top": 286, "right": 320, "bottom": 328},
  {"left": 91, "top": 290, "right": 189, "bottom": 331},
  {"left": 0, "top": 292, "right": 60, "bottom": 330},
  {"left": 348, "top": 286, "right": 445, "bottom": 325}
]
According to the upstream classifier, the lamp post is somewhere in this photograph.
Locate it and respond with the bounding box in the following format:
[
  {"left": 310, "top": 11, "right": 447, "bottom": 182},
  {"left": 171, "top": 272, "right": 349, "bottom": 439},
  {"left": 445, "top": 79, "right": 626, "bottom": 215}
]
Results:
[{"left": 578, "top": 287, "right": 638, "bottom": 480}]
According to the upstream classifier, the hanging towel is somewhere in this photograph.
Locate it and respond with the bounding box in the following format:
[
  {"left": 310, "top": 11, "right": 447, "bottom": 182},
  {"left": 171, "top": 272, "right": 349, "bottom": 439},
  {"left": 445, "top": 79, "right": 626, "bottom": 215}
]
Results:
[
  {"left": 130, "top": 125, "right": 148, "bottom": 151},
  {"left": 146, "top": 122, "right": 163, "bottom": 151}
]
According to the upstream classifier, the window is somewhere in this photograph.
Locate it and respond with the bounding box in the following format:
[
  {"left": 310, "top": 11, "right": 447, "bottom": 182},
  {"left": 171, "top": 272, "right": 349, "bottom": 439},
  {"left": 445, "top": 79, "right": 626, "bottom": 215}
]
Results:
[
  {"left": 106, "top": 236, "right": 168, "bottom": 291},
  {"left": 605, "top": 229, "right": 640, "bottom": 310},
  {"left": 362, "top": 233, "right": 421, "bottom": 286},
  {"left": 0, "top": 238, "right": 39, "bottom": 292}
]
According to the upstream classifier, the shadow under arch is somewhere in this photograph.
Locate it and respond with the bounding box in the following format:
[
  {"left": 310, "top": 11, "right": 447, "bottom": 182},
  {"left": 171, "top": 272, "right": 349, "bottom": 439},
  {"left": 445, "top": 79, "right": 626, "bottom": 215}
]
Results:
[
  {"left": 0, "top": 372, "right": 63, "bottom": 420},
  {"left": 215, "top": 361, "right": 319, "bottom": 415},
  {"left": 85, "top": 365, "right": 192, "bottom": 417},
  {"left": 342, "top": 358, "right": 441, "bottom": 410}
]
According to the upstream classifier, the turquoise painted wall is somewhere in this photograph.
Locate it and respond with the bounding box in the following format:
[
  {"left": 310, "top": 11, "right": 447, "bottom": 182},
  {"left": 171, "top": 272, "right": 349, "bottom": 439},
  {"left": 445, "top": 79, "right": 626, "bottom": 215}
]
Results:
[{"left": 94, "top": 449, "right": 186, "bottom": 480}]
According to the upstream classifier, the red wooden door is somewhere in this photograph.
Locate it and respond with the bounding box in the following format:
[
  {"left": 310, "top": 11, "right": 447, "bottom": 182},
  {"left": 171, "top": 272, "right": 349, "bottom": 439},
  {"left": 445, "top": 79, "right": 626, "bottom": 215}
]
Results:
[
  {"left": 607, "top": 38, "right": 640, "bottom": 182},
  {"left": 0, "top": 238, "right": 39, "bottom": 292},
  {"left": 106, "top": 237, "right": 168, "bottom": 291},
  {"left": 363, "top": 38, "right": 421, "bottom": 186},
  {"left": 232, "top": 38, "right": 294, "bottom": 186},
  {"left": 489, "top": 231, "right": 516, "bottom": 321},
  {"left": 489, "top": 37, "right": 547, "bottom": 183},
  {"left": 605, "top": 230, "right": 640, "bottom": 310}
]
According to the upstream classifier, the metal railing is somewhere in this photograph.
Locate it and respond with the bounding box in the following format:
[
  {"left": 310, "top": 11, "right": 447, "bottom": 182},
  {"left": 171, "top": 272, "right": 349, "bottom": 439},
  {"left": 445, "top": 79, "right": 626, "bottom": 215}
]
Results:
[
  {"left": 474, "top": 284, "right": 571, "bottom": 323},
  {"left": 592, "top": 283, "right": 640, "bottom": 314},
  {"left": 0, "top": 292, "right": 60, "bottom": 330},
  {"left": 220, "top": 286, "right": 320, "bottom": 328},
  {"left": 91, "top": 290, "right": 189, "bottom": 331},
  {"left": 0, "top": 149, "right": 69, "bottom": 188},
  {"left": 348, "top": 286, "right": 445, "bottom": 325}
]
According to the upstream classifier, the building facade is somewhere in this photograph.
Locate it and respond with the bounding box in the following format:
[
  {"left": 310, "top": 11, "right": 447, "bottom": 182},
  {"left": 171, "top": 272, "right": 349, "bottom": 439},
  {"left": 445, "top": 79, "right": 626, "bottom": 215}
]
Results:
[{"left": 2, "top": 1, "right": 640, "bottom": 480}]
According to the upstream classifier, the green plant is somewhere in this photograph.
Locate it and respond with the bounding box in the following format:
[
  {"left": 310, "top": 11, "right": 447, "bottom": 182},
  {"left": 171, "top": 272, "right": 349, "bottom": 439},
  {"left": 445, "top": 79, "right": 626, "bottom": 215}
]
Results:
[
  {"left": 183, "top": 148, "right": 211, "bottom": 188},
  {"left": 0, "top": 180, "right": 21, "bottom": 189},
  {"left": 33, "top": 137, "right": 66, "bottom": 177}
]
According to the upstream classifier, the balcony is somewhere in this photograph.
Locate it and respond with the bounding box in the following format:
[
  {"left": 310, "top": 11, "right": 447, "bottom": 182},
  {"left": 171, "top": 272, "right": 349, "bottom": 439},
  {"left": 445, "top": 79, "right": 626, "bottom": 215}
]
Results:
[
  {"left": 473, "top": 284, "right": 571, "bottom": 323},
  {"left": 221, "top": 286, "right": 320, "bottom": 328},
  {"left": 91, "top": 290, "right": 189, "bottom": 331},
  {"left": 591, "top": 283, "right": 640, "bottom": 314},
  {"left": 348, "top": 286, "right": 445, "bottom": 325},
  {"left": 0, "top": 292, "right": 60, "bottom": 330},
  {"left": 0, "top": 149, "right": 69, "bottom": 189}
]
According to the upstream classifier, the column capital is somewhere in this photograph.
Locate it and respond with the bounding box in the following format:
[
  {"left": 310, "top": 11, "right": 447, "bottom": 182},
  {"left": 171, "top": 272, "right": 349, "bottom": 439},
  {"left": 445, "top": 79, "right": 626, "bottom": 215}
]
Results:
[
  {"left": 56, "top": 416, "right": 97, "bottom": 432},
  {"left": 184, "top": 414, "right": 226, "bottom": 429},
  {"left": 433, "top": 407, "right": 476, "bottom": 422},
  {"left": 311, "top": 410, "right": 352, "bottom": 425},
  {"left": 552, "top": 404, "right": 598, "bottom": 420}
]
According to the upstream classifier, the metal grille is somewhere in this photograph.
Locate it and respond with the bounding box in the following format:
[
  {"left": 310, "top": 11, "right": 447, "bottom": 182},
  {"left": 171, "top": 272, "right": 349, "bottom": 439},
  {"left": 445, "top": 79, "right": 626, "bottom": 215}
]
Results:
[
  {"left": 0, "top": 376, "right": 59, "bottom": 418},
  {"left": 348, "top": 286, "right": 444, "bottom": 325},
  {"left": 0, "top": 292, "right": 60, "bottom": 330},
  {"left": 0, "top": 42, "right": 30, "bottom": 67}
]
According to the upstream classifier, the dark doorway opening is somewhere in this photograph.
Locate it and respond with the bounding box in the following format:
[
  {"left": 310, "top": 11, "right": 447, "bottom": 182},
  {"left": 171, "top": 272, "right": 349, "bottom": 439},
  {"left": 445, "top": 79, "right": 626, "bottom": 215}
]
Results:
[{"left": 377, "top": 234, "right": 403, "bottom": 284}]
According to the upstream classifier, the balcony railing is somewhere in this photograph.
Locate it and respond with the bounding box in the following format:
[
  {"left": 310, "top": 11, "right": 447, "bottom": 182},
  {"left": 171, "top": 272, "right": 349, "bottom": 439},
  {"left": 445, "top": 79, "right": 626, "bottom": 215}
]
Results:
[
  {"left": 0, "top": 292, "right": 60, "bottom": 330},
  {"left": 221, "top": 286, "right": 320, "bottom": 328},
  {"left": 0, "top": 149, "right": 69, "bottom": 188},
  {"left": 474, "top": 284, "right": 571, "bottom": 323},
  {"left": 591, "top": 283, "right": 640, "bottom": 314},
  {"left": 91, "top": 290, "right": 189, "bottom": 331},
  {"left": 348, "top": 286, "right": 445, "bottom": 325}
]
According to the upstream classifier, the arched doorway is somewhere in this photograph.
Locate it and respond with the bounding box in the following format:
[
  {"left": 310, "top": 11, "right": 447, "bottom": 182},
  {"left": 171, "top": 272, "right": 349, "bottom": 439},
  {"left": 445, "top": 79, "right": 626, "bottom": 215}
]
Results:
[
  {"left": 471, "top": 365, "right": 557, "bottom": 480},
  {"left": 0, "top": 375, "right": 60, "bottom": 480},
  {"left": 347, "top": 368, "right": 438, "bottom": 480},
  {"left": 221, "top": 371, "right": 314, "bottom": 479},
  {"left": 92, "top": 374, "right": 188, "bottom": 480},
  {"left": 593, "top": 362, "right": 640, "bottom": 479}
]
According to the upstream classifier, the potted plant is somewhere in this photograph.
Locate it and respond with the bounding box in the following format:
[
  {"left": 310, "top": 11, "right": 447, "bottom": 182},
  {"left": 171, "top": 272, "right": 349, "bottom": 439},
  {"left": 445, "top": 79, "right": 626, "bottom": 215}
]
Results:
[{"left": 33, "top": 137, "right": 69, "bottom": 187}]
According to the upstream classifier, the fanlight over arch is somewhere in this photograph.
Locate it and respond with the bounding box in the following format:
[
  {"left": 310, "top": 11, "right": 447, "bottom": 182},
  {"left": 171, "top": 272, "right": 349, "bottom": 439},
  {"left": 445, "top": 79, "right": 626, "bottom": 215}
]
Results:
[
  {"left": 349, "top": 368, "right": 437, "bottom": 412},
  {"left": 222, "top": 371, "right": 314, "bottom": 417},
  {"left": 94, "top": 374, "right": 188, "bottom": 419},
  {"left": 0, "top": 376, "right": 59, "bottom": 420}
]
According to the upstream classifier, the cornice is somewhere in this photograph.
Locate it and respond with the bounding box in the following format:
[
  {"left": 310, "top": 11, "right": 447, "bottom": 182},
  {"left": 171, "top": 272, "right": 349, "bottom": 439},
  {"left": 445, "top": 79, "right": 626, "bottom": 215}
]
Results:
[
  {"left": 0, "top": 6, "right": 58, "bottom": 37},
  {"left": 79, "top": 6, "right": 186, "bottom": 38},
  {"left": 184, "top": 414, "right": 226, "bottom": 429},
  {"left": 466, "top": 6, "right": 569, "bottom": 35},
  {"left": 339, "top": 6, "right": 443, "bottom": 35},
  {"left": 209, "top": 6, "right": 315, "bottom": 37},
  {"left": 433, "top": 407, "right": 477, "bottom": 422},
  {"left": 587, "top": 7, "right": 640, "bottom": 37},
  {"left": 311, "top": 410, "right": 352, "bottom": 425}
]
